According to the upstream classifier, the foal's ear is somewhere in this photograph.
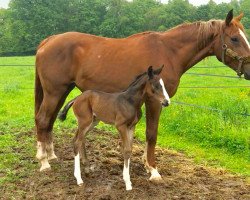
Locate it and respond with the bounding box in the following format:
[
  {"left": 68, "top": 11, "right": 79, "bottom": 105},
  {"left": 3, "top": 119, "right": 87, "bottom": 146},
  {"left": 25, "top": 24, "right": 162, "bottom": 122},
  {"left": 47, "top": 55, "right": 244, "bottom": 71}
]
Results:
[
  {"left": 154, "top": 65, "right": 164, "bottom": 75},
  {"left": 225, "top": 9, "right": 233, "bottom": 26},
  {"left": 147, "top": 66, "right": 154, "bottom": 79}
]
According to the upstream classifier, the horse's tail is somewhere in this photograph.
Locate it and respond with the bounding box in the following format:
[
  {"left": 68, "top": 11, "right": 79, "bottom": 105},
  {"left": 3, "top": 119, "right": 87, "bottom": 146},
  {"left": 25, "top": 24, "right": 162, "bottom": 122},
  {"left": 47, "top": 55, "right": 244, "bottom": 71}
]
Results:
[
  {"left": 35, "top": 66, "right": 43, "bottom": 116},
  {"left": 35, "top": 35, "right": 55, "bottom": 116},
  {"left": 58, "top": 98, "right": 76, "bottom": 121}
]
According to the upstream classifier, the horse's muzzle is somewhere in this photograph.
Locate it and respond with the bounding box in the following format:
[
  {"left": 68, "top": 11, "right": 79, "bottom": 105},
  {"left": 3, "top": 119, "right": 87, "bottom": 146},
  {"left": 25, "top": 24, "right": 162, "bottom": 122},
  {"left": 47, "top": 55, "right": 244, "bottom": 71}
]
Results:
[
  {"left": 162, "top": 100, "right": 169, "bottom": 107},
  {"left": 243, "top": 63, "right": 250, "bottom": 80}
]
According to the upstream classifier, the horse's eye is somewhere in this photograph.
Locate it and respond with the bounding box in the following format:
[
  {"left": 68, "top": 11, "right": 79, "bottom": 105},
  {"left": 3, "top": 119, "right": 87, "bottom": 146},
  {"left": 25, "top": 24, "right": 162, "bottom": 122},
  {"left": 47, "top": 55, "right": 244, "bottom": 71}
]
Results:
[{"left": 231, "top": 37, "right": 239, "bottom": 43}]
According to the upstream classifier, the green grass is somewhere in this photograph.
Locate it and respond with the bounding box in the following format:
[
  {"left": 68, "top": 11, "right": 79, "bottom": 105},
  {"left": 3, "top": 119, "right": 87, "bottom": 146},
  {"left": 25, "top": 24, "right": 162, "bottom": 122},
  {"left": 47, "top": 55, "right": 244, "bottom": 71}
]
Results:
[{"left": 0, "top": 56, "right": 249, "bottom": 185}]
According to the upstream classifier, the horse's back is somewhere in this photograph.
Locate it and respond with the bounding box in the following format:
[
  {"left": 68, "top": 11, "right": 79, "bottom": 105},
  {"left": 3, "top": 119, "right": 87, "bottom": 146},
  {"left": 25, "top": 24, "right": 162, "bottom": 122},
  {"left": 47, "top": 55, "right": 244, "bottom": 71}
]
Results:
[{"left": 35, "top": 31, "right": 165, "bottom": 93}]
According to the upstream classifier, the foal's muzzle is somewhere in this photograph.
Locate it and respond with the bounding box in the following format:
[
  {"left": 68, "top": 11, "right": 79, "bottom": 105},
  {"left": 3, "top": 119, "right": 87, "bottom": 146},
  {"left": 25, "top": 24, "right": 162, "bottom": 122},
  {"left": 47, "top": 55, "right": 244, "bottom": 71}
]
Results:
[{"left": 162, "top": 100, "right": 169, "bottom": 107}]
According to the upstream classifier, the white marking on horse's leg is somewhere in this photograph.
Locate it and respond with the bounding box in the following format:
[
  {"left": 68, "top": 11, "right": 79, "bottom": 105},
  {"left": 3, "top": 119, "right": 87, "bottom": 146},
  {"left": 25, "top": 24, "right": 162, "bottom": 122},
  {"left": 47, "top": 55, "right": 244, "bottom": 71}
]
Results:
[
  {"left": 47, "top": 142, "right": 58, "bottom": 161},
  {"left": 159, "top": 79, "right": 171, "bottom": 104},
  {"left": 36, "top": 141, "right": 51, "bottom": 171},
  {"left": 74, "top": 153, "right": 83, "bottom": 186},
  {"left": 40, "top": 158, "right": 51, "bottom": 171},
  {"left": 239, "top": 29, "right": 250, "bottom": 50},
  {"left": 149, "top": 167, "right": 162, "bottom": 181},
  {"left": 123, "top": 158, "right": 132, "bottom": 190},
  {"left": 36, "top": 141, "right": 47, "bottom": 160}
]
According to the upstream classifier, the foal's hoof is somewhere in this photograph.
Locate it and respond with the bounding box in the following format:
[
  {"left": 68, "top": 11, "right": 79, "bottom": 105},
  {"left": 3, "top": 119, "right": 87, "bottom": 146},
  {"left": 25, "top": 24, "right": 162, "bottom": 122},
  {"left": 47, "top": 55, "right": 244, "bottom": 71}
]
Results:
[
  {"left": 48, "top": 154, "right": 58, "bottom": 161},
  {"left": 78, "top": 182, "right": 84, "bottom": 187},
  {"left": 77, "top": 180, "right": 84, "bottom": 186},
  {"left": 125, "top": 184, "right": 132, "bottom": 191},
  {"left": 84, "top": 167, "right": 90, "bottom": 175}
]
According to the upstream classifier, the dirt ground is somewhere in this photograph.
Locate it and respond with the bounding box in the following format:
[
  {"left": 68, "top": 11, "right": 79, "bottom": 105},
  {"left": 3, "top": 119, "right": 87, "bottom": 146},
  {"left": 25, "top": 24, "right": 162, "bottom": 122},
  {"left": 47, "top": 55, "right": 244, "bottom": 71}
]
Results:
[{"left": 1, "top": 129, "right": 250, "bottom": 200}]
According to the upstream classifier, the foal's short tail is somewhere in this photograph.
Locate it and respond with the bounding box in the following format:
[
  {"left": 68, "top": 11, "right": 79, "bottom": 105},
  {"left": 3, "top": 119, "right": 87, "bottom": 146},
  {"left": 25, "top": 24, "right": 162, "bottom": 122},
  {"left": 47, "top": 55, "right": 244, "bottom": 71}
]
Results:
[{"left": 58, "top": 98, "right": 76, "bottom": 121}]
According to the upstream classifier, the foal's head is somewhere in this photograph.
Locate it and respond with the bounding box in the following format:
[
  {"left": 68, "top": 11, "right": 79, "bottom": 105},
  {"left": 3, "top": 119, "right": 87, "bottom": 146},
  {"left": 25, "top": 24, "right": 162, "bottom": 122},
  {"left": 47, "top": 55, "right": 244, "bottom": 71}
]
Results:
[{"left": 145, "top": 66, "right": 170, "bottom": 107}]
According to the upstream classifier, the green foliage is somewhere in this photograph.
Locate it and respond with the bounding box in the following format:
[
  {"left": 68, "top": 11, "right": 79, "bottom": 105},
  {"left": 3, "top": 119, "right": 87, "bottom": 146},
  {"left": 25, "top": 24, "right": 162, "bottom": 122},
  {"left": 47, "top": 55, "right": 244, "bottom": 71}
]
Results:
[{"left": 0, "top": 0, "right": 249, "bottom": 55}]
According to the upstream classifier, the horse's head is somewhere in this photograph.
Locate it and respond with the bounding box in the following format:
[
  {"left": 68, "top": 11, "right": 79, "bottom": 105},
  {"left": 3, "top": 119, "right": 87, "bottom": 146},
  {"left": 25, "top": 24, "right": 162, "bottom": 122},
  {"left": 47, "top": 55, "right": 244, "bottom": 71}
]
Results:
[
  {"left": 214, "top": 10, "right": 250, "bottom": 80},
  {"left": 146, "top": 65, "right": 170, "bottom": 107}
]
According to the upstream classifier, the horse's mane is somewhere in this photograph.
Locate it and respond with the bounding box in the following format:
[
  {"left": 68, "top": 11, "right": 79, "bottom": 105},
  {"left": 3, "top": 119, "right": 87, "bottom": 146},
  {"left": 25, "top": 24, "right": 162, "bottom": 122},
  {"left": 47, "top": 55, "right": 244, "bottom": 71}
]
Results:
[{"left": 197, "top": 20, "right": 224, "bottom": 49}]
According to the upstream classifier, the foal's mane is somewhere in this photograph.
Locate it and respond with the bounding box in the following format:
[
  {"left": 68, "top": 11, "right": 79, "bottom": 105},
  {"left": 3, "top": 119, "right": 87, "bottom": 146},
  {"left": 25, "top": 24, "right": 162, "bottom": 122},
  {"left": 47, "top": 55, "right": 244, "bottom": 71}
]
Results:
[{"left": 124, "top": 71, "right": 148, "bottom": 91}]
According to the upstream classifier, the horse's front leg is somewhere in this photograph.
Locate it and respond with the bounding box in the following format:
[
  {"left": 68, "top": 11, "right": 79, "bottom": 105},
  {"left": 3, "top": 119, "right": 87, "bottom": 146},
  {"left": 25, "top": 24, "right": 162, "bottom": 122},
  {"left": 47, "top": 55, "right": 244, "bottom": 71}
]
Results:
[
  {"left": 117, "top": 125, "right": 133, "bottom": 190},
  {"left": 144, "top": 97, "right": 162, "bottom": 181}
]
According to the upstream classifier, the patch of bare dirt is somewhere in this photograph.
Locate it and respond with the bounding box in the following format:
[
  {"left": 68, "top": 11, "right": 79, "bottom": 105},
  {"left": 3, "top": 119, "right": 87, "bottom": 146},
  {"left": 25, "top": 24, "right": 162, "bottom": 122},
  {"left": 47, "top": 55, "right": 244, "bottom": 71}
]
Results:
[{"left": 1, "top": 129, "right": 249, "bottom": 200}]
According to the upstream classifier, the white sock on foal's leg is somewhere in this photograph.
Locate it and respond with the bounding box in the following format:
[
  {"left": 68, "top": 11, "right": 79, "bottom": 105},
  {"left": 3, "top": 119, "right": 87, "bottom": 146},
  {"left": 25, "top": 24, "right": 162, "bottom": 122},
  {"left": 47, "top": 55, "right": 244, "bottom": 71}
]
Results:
[
  {"left": 74, "top": 153, "right": 83, "bottom": 186},
  {"left": 123, "top": 158, "right": 132, "bottom": 190}
]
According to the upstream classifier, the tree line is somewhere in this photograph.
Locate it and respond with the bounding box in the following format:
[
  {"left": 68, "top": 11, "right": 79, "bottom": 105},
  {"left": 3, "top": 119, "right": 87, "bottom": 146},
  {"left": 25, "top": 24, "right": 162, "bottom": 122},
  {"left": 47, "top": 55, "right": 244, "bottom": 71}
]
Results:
[{"left": 0, "top": 0, "right": 249, "bottom": 56}]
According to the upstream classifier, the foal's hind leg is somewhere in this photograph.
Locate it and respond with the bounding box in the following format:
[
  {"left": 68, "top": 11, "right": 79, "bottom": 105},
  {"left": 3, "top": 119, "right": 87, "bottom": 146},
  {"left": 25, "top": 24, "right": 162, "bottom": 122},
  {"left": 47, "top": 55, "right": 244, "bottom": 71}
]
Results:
[
  {"left": 74, "top": 124, "right": 92, "bottom": 185},
  {"left": 81, "top": 118, "right": 100, "bottom": 174},
  {"left": 73, "top": 110, "right": 93, "bottom": 185}
]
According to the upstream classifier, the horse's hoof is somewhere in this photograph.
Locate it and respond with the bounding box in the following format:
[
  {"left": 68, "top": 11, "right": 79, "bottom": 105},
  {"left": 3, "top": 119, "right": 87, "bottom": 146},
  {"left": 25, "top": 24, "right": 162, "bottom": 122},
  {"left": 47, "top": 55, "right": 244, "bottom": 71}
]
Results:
[
  {"left": 48, "top": 154, "right": 58, "bottom": 161},
  {"left": 149, "top": 175, "right": 163, "bottom": 183},
  {"left": 40, "top": 165, "right": 51, "bottom": 172}
]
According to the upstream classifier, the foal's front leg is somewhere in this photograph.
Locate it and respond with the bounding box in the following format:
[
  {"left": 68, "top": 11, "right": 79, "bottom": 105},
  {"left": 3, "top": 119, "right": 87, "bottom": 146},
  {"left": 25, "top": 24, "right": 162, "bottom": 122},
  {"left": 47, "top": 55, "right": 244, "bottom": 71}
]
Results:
[{"left": 117, "top": 125, "right": 133, "bottom": 190}]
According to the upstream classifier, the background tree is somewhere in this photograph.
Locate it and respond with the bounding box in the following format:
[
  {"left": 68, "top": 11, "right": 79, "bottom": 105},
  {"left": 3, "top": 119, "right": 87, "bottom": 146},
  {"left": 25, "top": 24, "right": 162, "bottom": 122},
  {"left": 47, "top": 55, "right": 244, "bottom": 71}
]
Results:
[{"left": 0, "top": 0, "right": 249, "bottom": 56}]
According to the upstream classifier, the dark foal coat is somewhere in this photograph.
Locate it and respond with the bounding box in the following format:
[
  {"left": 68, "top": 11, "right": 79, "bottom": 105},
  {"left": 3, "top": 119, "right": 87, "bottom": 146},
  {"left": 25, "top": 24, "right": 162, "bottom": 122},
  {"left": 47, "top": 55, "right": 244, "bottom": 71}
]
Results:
[{"left": 59, "top": 66, "right": 169, "bottom": 190}]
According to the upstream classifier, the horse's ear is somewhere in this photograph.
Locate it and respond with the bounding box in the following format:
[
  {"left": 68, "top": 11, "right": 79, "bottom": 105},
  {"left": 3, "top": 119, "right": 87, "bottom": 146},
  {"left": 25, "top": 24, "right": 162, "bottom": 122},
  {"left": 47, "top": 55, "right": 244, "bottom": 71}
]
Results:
[
  {"left": 235, "top": 12, "right": 244, "bottom": 22},
  {"left": 147, "top": 66, "right": 154, "bottom": 79},
  {"left": 225, "top": 9, "right": 233, "bottom": 26},
  {"left": 154, "top": 65, "right": 164, "bottom": 75}
]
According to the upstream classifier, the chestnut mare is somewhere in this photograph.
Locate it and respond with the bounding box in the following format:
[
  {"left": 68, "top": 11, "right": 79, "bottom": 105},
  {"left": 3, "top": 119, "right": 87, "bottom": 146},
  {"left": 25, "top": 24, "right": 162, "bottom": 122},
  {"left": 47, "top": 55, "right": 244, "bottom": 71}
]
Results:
[
  {"left": 58, "top": 66, "right": 169, "bottom": 190},
  {"left": 35, "top": 10, "right": 250, "bottom": 181}
]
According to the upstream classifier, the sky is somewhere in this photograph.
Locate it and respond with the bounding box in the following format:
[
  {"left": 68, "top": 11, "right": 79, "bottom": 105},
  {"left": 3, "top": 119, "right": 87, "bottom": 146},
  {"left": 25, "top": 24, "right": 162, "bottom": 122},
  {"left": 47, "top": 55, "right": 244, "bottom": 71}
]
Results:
[{"left": 0, "top": 0, "right": 233, "bottom": 9}]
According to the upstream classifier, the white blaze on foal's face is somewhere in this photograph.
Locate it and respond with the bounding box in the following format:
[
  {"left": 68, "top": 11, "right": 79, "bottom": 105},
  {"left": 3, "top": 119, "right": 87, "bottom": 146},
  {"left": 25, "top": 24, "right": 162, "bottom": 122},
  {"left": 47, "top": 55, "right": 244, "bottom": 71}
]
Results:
[
  {"left": 239, "top": 29, "right": 250, "bottom": 50},
  {"left": 159, "top": 79, "right": 171, "bottom": 104}
]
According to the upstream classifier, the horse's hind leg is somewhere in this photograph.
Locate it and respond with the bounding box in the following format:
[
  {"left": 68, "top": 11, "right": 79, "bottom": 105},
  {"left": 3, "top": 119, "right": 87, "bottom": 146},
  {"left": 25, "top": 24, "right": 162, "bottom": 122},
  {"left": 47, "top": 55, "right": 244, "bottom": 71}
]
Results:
[
  {"left": 46, "top": 84, "right": 75, "bottom": 160},
  {"left": 36, "top": 85, "right": 74, "bottom": 171}
]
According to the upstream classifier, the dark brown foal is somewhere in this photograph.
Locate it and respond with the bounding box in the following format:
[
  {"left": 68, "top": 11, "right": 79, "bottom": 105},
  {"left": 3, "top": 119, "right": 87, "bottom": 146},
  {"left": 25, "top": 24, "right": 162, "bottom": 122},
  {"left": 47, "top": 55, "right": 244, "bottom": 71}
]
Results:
[{"left": 59, "top": 66, "right": 170, "bottom": 190}]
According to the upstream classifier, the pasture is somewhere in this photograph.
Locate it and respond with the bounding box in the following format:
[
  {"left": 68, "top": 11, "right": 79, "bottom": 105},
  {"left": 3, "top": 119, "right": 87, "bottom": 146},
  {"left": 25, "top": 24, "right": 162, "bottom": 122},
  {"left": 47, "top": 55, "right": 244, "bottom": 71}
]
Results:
[{"left": 0, "top": 56, "right": 249, "bottom": 198}]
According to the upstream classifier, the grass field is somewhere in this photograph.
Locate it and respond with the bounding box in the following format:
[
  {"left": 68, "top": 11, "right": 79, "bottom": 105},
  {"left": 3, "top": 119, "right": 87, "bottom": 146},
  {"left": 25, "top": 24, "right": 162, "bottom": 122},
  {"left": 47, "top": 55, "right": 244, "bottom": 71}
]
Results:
[{"left": 0, "top": 56, "right": 249, "bottom": 185}]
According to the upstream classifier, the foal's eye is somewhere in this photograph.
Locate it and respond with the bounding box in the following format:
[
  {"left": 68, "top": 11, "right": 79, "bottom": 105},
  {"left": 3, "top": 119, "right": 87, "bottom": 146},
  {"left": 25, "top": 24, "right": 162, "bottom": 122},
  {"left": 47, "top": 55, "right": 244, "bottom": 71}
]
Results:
[
  {"left": 155, "top": 84, "right": 161, "bottom": 90},
  {"left": 231, "top": 37, "right": 239, "bottom": 43}
]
